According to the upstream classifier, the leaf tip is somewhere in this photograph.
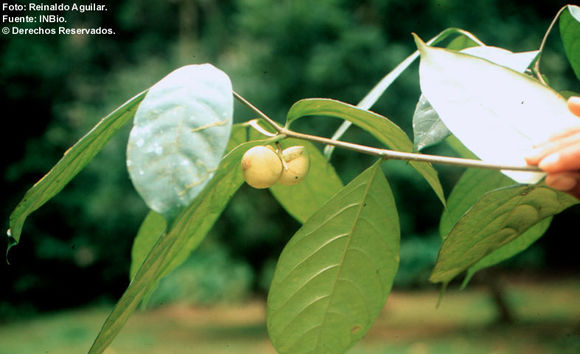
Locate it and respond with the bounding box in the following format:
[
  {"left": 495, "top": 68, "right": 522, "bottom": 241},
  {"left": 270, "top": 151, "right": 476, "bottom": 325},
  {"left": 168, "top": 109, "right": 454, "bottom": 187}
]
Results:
[
  {"left": 5, "top": 229, "right": 17, "bottom": 265},
  {"left": 412, "top": 33, "right": 427, "bottom": 53},
  {"left": 436, "top": 282, "right": 448, "bottom": 308},
  {"left": 460, "top": 273, "right": 473, "bottom": 290}
]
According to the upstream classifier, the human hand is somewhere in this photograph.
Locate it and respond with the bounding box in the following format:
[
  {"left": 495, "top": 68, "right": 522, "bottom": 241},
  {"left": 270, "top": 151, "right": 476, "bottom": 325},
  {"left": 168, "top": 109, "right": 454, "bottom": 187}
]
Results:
[{"left": 525, "top": 96, "right": 580, "bottom": 199}]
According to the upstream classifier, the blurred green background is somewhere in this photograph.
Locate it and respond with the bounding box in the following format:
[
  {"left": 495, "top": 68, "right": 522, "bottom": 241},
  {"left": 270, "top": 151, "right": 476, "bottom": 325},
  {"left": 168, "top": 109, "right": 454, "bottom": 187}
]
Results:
[{"left": 1, "top": 0, "right": 579, "bottom": 351}]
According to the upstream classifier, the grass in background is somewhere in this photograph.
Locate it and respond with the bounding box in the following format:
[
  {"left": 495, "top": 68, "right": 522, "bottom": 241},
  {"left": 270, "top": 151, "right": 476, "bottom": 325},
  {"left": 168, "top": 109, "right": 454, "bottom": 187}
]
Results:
[{"left": 1, "top": 277, "right": 578, "bottom": 354}]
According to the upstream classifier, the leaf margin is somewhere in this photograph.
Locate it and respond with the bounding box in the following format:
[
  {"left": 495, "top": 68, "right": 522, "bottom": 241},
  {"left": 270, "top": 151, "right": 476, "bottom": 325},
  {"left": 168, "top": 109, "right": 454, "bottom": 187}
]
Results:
[{"left": 7, "top": 90, "right": 147, "bottom": 255}]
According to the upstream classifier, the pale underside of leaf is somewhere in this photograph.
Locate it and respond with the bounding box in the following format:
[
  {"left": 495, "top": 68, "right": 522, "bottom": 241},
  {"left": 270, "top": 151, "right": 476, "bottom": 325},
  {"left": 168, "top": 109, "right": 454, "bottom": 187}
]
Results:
[
  {"left": 415, "top": 35, "right": 579, "bottom": 184},
  {"left": 127, "top": 64, "right": 233, "bottom": 220},
  {"left": 326, "top": 27, "right": 486, "bottom": 158},
  {"left": 413, "top": 46, "right": 540, "bottom": 151},
  {"left": 267, "top": 162, "right": 400, "bottom": 354},
  {"left": 127, "top": 124, "right": 266, "bottom": 307},
  {"left": 90, "top": 137, "right": 275, "bottom": 353},
  {"left": 413, "top": 94, "right": 451, "bottom": 151}
]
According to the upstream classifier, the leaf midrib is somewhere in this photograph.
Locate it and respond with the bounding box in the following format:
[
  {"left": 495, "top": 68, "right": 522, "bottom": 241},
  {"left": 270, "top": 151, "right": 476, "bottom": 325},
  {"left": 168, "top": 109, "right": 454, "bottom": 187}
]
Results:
[{"left": 312, "top": 164, "right": 378, "bottom": 351}]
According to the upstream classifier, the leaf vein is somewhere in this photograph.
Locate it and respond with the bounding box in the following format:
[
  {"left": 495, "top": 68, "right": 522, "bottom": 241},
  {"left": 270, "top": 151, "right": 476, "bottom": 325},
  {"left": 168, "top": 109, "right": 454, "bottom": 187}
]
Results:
[
  {"left": 275, "top": 264, "right": 340, "bottom": 313},
  {"left": 277, "top": 233, "right": 349, "bottom": 285}
]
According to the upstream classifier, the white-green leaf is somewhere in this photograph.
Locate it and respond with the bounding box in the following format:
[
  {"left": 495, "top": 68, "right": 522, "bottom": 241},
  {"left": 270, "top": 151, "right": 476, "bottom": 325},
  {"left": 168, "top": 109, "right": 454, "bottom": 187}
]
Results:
[
  {"left": 326, "top": 27, "right": 485, "bottom": 158},
  {"left": 413, "top": 46, "right": 540, "bottom": 151},
  {"left": 127, "top": 64, "right": 233, "bottom": 220},
  {"left": 89, "top": 137, "right": 273, "bottom": 353},
  {"left": 413, "top": 94, "right": 451, "bottom": 151},
  {"left": 267, "top": 162, "right": 399, "bottom": 354},
  {"left": 128, "top": 124, "right": 261, "bottom": 308},
  {"left": 414, "top": 35, "right": 578, "bottom": 184},
  {"left": 461, "top": 46, "right": 539, "bottom": 73}
]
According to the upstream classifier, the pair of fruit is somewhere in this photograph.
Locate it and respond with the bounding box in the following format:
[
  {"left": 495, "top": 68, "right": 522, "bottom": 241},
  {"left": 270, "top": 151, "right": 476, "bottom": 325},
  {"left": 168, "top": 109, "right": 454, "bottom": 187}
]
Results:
[{"left": 241, "top": 145, "right": 310, "bottom": 188}]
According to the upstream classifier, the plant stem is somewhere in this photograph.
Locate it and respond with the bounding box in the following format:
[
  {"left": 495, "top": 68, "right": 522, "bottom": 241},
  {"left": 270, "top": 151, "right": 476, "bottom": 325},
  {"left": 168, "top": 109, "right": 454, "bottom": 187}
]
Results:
[
  {"left": 233, "top": 91, "right": 542, "bottom": 173},
  {"left": 282, "top": 129, "right": 542, "bottom": 172},
  {"left": 533, "top": 5, "right": 568, "bottom": 85},
  {"left": 233, "top": 91, "right": 284, "bottom": 132}
]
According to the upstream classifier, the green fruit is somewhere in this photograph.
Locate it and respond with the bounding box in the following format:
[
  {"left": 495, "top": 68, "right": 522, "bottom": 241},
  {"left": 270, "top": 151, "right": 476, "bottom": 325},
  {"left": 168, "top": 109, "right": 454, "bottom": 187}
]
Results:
[
  {"left": 278, "top": 146, "right": 310, "bottom": 186},
  {"left": 241, "top": 146, "right": 283, "bottom": 189}
]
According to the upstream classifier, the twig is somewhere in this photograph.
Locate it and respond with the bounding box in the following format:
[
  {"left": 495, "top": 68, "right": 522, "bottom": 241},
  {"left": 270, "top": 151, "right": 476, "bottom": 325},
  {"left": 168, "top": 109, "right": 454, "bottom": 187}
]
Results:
[
  {"left": 533, "top": 5, "right": 568, "bottom": 85},
  {"left": 233, "top": 91, "right": 543, "bottom": 173},
  {"left": 233, "top": 91, "right": 284, "bottom": 132}
]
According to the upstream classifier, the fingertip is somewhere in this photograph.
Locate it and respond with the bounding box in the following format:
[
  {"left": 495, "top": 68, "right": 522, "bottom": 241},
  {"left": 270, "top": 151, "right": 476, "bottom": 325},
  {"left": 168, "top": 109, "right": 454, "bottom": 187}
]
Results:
[
  {"left": 538, "top": 153, "right": 560, "bottom": 171},
  {"left": 545, "top": 173, "right": 577, "bottom": 192},
  {"left": 524, "top": 155, "right": 539, "bottom": 166},
  {"left": 568, "top": 96, "right": 580, "bottom": 117}
]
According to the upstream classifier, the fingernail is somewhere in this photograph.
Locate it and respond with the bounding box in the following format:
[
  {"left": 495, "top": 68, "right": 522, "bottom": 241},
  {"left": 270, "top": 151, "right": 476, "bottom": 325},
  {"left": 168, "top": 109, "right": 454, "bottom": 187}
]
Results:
[
  {"left": 539, "top": 153, "right": 560, "bottom": 170},
  {"left": 568, "top": 96, "right": 580, "bottom": 106},
  {"left": 547, "top": 175, "right": 577, "bottom": 191},
  {"left": 525, "top": 147, "right": 541, "bottom": 161}
]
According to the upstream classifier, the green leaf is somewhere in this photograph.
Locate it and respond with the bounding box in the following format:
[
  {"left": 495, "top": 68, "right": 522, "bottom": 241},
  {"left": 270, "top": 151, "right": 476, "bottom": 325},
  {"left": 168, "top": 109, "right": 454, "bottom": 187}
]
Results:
[
  {"left": 461, "top": 217, "right": 552, "bottom": 288},
  {"left": 286, "top": 98, "right": 445, "bottom": 205},
  {"left": 227, "top": 123, "right": 251, "bottom": 152},
  {"left": 7, "top": 90, "right": 146, "bottom": 252},
  {"left": 440, "top": 168, "right": 554, "bottom": 287},
  {"left": 127, "top": 64, "right": 233, "bottom": 221},
  {"left": 325, "top": 28, "right": 485, "bottom": 158},
  {"left": 560, "top": 5, "right": 580, "bottom": 81},
  {"left": 445, "top": 34, "right": 481, "bottom": 51},
  {"left": 89, "top": 138, "right": 272, "bottom": 353},
  {"left": 270, "top": 139, "right": 343, "bottom": 223},
  {"left": 267, "top": 162, "right": 400, "bottom": 354},
  {"left": 430, "top": 185, "right": 578, "bottom": 284},
  {"left": 444, "top": 135, "right": 478, "bottom": 160},
  {"left": 413, "top": 46, "right": 540, "bottom": 151},
  {"left": 414, "top": 34, "right": 578, "bottom": 184},
  {"left": 440, "top": 168, "right": 513, "bottom": 240},
  {"left": 129, "top": 210, "right": 166, "bottom": 281}
]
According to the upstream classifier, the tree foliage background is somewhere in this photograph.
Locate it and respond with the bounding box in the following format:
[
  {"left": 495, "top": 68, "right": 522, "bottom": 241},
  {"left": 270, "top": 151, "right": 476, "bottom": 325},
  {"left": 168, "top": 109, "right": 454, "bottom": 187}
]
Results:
[{"left": 1, "top": 0, "right": 578, "bottom": 317}]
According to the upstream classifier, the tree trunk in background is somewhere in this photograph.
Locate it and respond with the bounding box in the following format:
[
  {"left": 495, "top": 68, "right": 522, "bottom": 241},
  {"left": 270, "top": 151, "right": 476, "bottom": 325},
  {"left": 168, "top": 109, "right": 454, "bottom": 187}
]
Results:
[{"left": 479, "top": 271, "right": 515, "bottom": 324}]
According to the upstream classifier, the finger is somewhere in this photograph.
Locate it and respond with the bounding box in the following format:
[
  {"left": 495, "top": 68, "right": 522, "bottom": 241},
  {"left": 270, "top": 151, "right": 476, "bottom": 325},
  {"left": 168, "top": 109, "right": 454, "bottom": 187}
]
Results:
[
  {"left": 545, "top": 172, "right": 580, "bottom": 192},
  {"left": 525, "top": 132, "right": 580, "bottom": 165},
  {"left": 568, "top": 96, "right": 580, "bottom": 117},
  {"left": 529, "top": 97, "right": 580, "bottom": 150},
  {"left": 538, "top": 143, "right": 580, "bottom": 173},
  {"left": 545, "top": 126, "right": 580, "bottom": 143},
  {"left": 553, "top": 173, "right": 580, "bottom": 200}
]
